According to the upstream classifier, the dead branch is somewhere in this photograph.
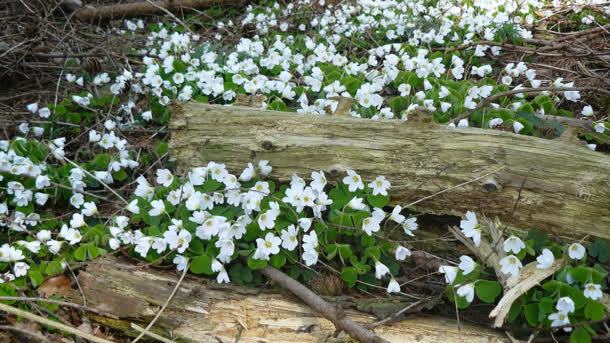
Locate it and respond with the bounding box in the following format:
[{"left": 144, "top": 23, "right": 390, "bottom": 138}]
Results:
[
  {"left": 73, "top": 0, "right": 248, "bottom": 22},
  {"left": 259, "top": 265, "right": 390, "bottom": 343}
]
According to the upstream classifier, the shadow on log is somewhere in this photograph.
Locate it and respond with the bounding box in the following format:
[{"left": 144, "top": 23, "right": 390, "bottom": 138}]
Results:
[
  {"left": 61, "top": 256, "right": 509, "bottom": 342},
  {"left": 169, "top": 103, "right": 610, "bottom": 240}
]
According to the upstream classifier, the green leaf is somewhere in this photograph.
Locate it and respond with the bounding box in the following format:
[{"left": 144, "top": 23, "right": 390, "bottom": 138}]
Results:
[
  {"left": 341, "top": 76, "right": 362, "bottom": 96},
  {"left": 539, "top": 297, "right": 554, "bottom": 315},
  {"left": 73, "top": 245, "right": 87, "bottom": 261},
  {"left": 367, "top": 194, "right": 389, "bottom": 208},
  {"left": 571, "top": 266, "right": 605, "bottom": 284},
  {"left": 341, "top": 267, "right": 358, "bottom": 288},
  {"left": 570, "top": 328, "right": 591, "bottom": 343},
  {"left": 584, "top": 301, "right": 605, "bottom": 321},
  {"left": 388, "top": 96, "right": 410, "bottom": 114},
  {"left": 268, "top": 99, "right": 288, "bottom": 111},
  {"left": 270, "top": 254, "right": 287, "bottom": 268},
  {"left": 364, "top": 246, "right": 381, "bottom": 261},
  {"left": 524, "top": 303, "right": 540, "bottom": 326},
  {"left": 190, "top": 254, "right": 214, "bottom": 275},
  {"left": 188, "top": 239, "right": 205, "bottom": 255},
  {"left": 508, "top": 302, "right": 523, "bottom": 323},
  {"left": 247, "top": 255, "right": 268, "bottom": 270},
  {"left": 588, "top": 239, "right": 610, "bottom": 263},
  {"left": 29, "top": 270, "right": 44, "bottom": 288},
  {"left": 87, "top": 244, "right": 100, "bottom": 259},
  {"left": 338, "top": 244, "right": 353, "bottom": 261},
  {"left": 45, "top": 261, "right": 64, "bottom": 276},
  {"left": 475, "top": 280, "right": 502, "bottom": 303},
  {"left": 329, "top": 186, "right": 350, "bottom": 210}
]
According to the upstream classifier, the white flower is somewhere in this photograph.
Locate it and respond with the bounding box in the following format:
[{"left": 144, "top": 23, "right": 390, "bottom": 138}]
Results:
[
  {"left": 63, "top": 228, "right": 82, "bottom": 245},
  {"left": 390, "top": 206, "right": 405, "bottom": 224},
  {"left": 254, "top": 232, "right": 281, "bottom": 259},
  {"left": 594, "top": 123, "right": 606, "bottom": 133},
  {"left": 258, "top": 160, "right": 272, "bottom": 176},
  {"left": 374, "top": 261, "right": 390, "bottom": 279},
  {"left": 36, "top": 230, "right": 52, "bottom": 242},
  {"left": 581, "top": 106, "right": 594, "bottom": 117},
  {"left": 173, "top": 255, "right": 188, "bottom": 271},
  {"left": 280, "top": 225, "right": 299, "bottom": 251},
  {"left": 127, "top": 199, "right": 140, "bottom": 214},
  {"left": 460, "top": 211, "right": 481, "bottom": 246},
  {"left": 387, "top": 278, "right": 401, "bottom": 293},
  {"left": 583, "top": 283, "right": 602, "bottom": 300},
  {"left": 310, "top": 171, "right": 327, "bottom": 193},
  {"left": 499, "top": 255, "right": 522, "bottom": 277},
  {"left": 257, "top": 209, "right": 277, "bottom": 230},
  {"left": 586, "top": 144, "right": 596, "bottom": 151},
  {"left": 503, "top": 236, "right": 525, "bottom": 254},
  {"left": 142, "top": 110, "right": 153, "bottom": 121},
  {"left": 156, "top": 169, "right": 174, "bottom": 187},
  {"left": 489, "top": 118, "right": 504, "bottom": 128},
  {"left": 458, "top": 255, "right": 476, "bottom": 275},
  {"left": 457, "top": 283, "right": 475, "bottom": 303},
  {"left": 457, "top": 119, "right": 469, "bottom": 128},
  {"left": 47, "top": 240, "right": 63, "bottom": 254},
  {"left": 567, "top": 243, "right": 585, "bottom": 260},
  {"left": 362, "top": 217, "right": 381, "bottom": 236},
  {"left": 69, "top": 213, "right": 86, "bottom": 228},
  {"left": 164, "top": 229, "right": 192, "bottom": 254},
  {"left": 239, "top": 163, "right": 255, "bottom": 181},
  {"left": 439, "top": 265, "right": 458, "bottom": 284},
  {"left": 148, "top": 200, "right": 166, "bottom": 216},
  {"left": 549, "top": 311, "right": 570, "bottom": 327},
  {"left": 347, "top": 197, "right": 367, "bottom": 210},
  {"left": 302, "top": 248, "right": 319, "bottom": 266},
  {"left": 26, "top": 103, "right": 38, "bottom": 113},
  {"left": 13, "top": 262, "right": 30, "bottom": 278},
  {"left": 368, "top": 175, "right": 390, "bottom": 196},
  {"left": 398, "top": 83, "right": 411, "bottom": 96},
  {"left": 88, "top": 130, "right": 101, "bottom": 143},
  {"left": 302, "top": 231, "right": 318, "bottom": 251},
  {"left": 298, "top": 218, "right": 313, "bottom": 232},
  {"left": 81, "top": 202, "right": 98, "bottom": 217},
  {"left": 395, "top": 246, "right": 411, "bottom": 261},
  {"left": 343, "top": 170, "right": 364, "bottom": 192},
  {"left": 38, "top": 107, "right": 51, "bottom": 118},
  {"left": 402, "top": 217, "right": 417, "bottom": 236},
  {"left": 536, "top": 248, "right": 555, "bottom": 269},
  {"left": 513, "top": 121, "right": 524, "bottom": 134},
  {"left": 217, "top": 269, "right": 230, "bottom": 283},
  {"left": 556, "top": 297, "right": 575, "bottom": 314}
]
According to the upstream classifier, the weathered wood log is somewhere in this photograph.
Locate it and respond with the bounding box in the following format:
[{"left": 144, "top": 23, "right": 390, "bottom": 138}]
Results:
[
  {"left": 169, "top": 103, "right": 610, "bottom": 240},
  {"left": 73, "top": 0, "right": 247, "bottom": 22},
  {"left": 60, "top": 257, "right": 508, "bottom": 342}
]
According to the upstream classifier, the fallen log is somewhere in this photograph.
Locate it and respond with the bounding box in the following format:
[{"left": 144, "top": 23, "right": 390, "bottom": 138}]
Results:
[
  {"left": 73, "top": 0, "right": 247, "bottom": 22},
  {"left": 169, "top": 103, "right": 610, "bottom": 240},
  {"left": 56, "top": 256, "right": 509, "bottom": 342}
]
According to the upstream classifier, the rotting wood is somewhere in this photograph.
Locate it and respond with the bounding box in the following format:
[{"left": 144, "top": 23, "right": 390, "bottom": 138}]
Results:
[
  {"left": 55, "top": 256, "right": 509, "bottom": 343},
  {"left": 73, "top": 0, "right": 248, "bottom": 22},
  {"left": 169, "top": 103, "right": 610, "bottom": 240}
]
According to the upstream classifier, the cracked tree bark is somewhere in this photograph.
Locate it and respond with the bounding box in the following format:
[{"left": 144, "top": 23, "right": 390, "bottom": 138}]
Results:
[
  {"left": 57, "top": 256, "right": 509, "bottom": 343},
  {"left": 169, "top": 103, "right": 610, "bottom": 240}
]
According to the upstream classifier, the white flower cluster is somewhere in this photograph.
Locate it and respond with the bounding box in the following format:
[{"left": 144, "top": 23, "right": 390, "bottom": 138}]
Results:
[
  {"left": 120, "top": 0, "right": 604, "bottom": 127},
  {"left": 437, "top": 210, "right": 605, "bottom": 331}
]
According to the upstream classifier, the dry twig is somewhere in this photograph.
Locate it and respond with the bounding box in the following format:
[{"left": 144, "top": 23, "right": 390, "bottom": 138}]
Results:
[{"left": 259, "top": 265, "right": 390, "bottom": 343}]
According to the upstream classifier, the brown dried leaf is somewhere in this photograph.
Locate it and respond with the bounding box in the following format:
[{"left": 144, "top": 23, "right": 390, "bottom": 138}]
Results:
[{"left": 38, "top": 275, "right": 72, "bottom": 298}]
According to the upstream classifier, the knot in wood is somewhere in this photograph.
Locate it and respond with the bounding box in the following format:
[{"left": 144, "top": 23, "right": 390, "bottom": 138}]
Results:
[
  {"left": 481, "top": 177, "right": 501, "bottom": 193},
  {"left": 327, "top": 164, "right": 346, "bottom": 178},
  {"left": 261, "top": 140, "right": 274, "bottom": 151}
]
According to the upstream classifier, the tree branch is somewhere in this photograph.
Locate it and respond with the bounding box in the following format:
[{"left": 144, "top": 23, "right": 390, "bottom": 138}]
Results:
[{"left": 259, "top": 266, "right": 390, "bottom": 343}]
